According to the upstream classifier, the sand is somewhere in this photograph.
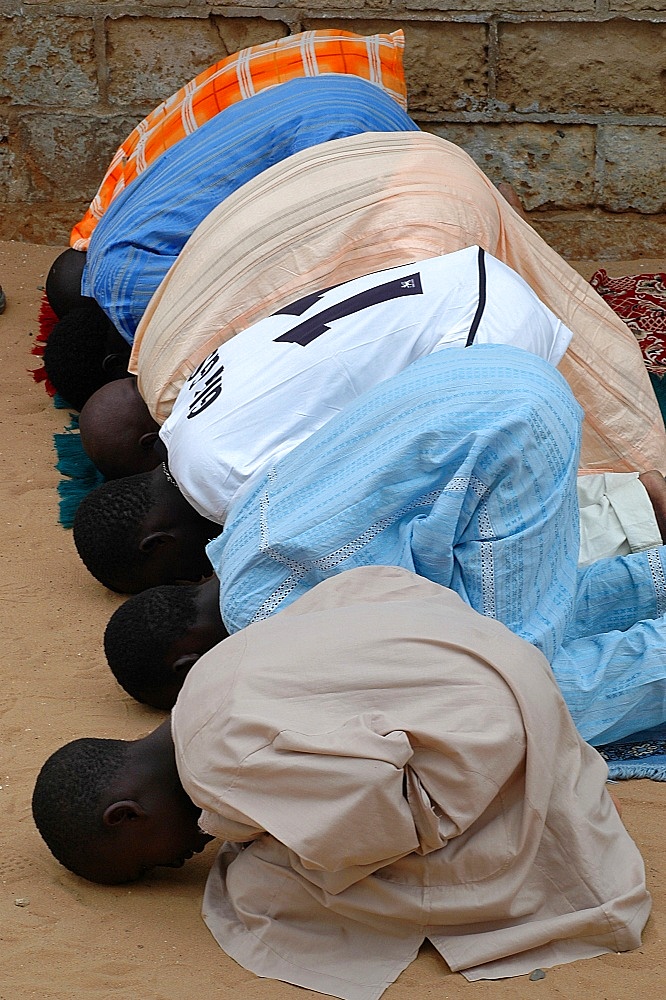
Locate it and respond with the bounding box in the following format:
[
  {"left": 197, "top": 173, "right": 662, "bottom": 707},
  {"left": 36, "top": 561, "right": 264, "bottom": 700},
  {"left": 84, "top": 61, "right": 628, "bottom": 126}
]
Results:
[{"left": 0, "top": 239, "right": 664, "bottom": 999}]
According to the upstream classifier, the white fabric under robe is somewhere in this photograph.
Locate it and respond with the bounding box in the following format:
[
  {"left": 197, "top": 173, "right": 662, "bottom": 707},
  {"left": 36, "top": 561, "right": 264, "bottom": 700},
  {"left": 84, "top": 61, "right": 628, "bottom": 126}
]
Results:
[
  {"left": 577, "top": 472, "right": 662, "bottom": 565},
  {"left": 160, "top": 247, "right": 572, "bottom": 524},
  {"left": 171, "top": 567, "right": 650, "bottom": 1000}
]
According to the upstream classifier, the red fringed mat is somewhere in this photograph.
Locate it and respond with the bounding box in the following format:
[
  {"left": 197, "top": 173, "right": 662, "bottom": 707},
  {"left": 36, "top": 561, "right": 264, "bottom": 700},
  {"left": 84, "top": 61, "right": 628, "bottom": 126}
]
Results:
[
  {"left": 590, "top": 268, "right": 666, "bottom": 375},
  {"left": 31, "top": 292, "right": 58, "bottom": 396}
]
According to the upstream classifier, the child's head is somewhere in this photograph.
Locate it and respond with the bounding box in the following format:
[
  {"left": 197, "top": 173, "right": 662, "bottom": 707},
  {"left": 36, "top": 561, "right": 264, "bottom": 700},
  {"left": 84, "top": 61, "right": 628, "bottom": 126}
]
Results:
[
  {"left": 32, "top": 725, "right": 211, "bottom": 884},
  {"left": 72, "top": 468, "right": 220, "bottom": 594},
  {"left": 79, "top": 377, "right": 161, "bottom": 479},
  {"left": 104, "top": 580, "right": 227, "bottom": 710},
  {"left": 42, "top": 303, "right": 131, "bottom": 410},
  {"left": 45, "top": 248, "right": 89, "bottom": 318}
]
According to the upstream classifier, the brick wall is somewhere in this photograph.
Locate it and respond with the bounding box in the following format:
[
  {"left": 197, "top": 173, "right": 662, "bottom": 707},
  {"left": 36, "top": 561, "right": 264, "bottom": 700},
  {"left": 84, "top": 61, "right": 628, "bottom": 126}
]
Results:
[{"left": 1, "top": 1, "right": 664, "bottom": 258}]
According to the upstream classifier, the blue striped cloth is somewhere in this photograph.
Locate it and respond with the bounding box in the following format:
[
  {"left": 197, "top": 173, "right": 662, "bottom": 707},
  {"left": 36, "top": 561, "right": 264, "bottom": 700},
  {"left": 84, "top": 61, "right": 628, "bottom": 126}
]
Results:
[
  {"left": 211, "top": 344, "right": 666, "bottom": 753},
  {"left": 81, "top": 75, "right": 419, "bottom": 343}
]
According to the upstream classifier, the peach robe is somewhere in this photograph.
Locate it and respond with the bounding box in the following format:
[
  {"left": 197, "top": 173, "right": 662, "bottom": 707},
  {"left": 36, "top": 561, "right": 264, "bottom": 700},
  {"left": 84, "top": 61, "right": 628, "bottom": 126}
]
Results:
[{"left": 131, "top": 131, "right": 666, "bottom": 474}]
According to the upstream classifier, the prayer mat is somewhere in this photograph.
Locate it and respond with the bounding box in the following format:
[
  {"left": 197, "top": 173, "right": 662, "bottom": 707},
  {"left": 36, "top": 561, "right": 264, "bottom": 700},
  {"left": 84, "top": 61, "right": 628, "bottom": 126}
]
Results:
[
  {"left": 590, "top": 267, "right": 666, "bottom": 374},
  {"left": 590, "top": 268, "right": 666, "bottom": 432},
  {"left": 30, "top": 292, "right": 58, "bottom": 395},
  {"left": 53, "top": 414, "right": 105, "bottom": 529},
  {"left": 601, "top": 722, "right": 666, "bottom": 781}
]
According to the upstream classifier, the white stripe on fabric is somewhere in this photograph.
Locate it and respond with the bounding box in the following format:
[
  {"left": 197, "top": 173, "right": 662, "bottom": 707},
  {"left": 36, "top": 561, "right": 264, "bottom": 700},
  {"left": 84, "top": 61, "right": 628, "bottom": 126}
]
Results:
[
  {"left": 133, "top": 117, "right": 152, "bottom": 174},
  {"left": 236, "top": 50, "right": 256, "bottom": 100},
  {"left": 301, "top": 31, "right": 319, "bottom": 76},
  {"left": 442, "top": 476, "right": 496, "bottom": 616},
  {"left": 181, "top": 80, "right": 198, "bottom": 134},
  {"left": 366, "top": 36, "right": 381, "bottom": 85},
  {"left": 480, "top": 541, "right": 497, "bottom": 619},
  {"left": 257, "top": 471, "right": 274, "bottom": 553}
]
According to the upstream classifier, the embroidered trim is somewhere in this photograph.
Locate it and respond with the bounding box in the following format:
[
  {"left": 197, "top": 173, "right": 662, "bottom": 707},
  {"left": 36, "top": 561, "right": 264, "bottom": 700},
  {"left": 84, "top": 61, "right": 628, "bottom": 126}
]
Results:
[
  {"left": 480, "top": 541, "right": 496, "bottom": 618},
  {"left": 251, "top": 488, "right": 445, "bottom": 622},
  {"left": 252, "top": 576, "right": 305, "bottom": 622},
  {"left": 250, "top": 470, "right": 498, "bottom": 624},
  {"left": 162, "top": 462, "right": 178, "bottom": 487},
  {"left": 477, "top": 506, "right": 493, "bottom": 539},
  {"left": 258, "top": 472, "right": 273, "bottom": 552},
  {"left": 449, "top": 474, "right": 490, "bottom": 500},
  {"left": 599, "top": 739, "right": 666, "bottom": 762},
  {"left": 314, "top": 489, "right": 443, "bottom": 571},
  {"left": 647, "top": 547, "right": 666, "bottom": 618}
]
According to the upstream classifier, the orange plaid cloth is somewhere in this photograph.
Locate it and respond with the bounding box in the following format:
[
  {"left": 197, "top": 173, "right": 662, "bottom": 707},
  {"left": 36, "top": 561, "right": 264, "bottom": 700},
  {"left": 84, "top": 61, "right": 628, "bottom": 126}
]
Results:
[{"left": 70, "top": 28, "right": 407, "bottom": 250}]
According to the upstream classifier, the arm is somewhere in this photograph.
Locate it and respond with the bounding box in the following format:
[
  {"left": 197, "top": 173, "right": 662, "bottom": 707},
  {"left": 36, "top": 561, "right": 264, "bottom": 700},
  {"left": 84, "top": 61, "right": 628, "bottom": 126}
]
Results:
[
  {"left": 568, "top": 546, "right": 666, "bottom": 639},
  {"left": 554, "top": 612, "right": 666, "bottom": 746}
]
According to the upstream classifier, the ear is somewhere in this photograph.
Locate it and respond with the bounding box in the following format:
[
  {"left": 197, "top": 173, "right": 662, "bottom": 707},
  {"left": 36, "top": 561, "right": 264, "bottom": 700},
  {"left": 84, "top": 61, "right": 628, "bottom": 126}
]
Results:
[
  {"left": 102, "top": 352, "right": 126, "bottom": 374},
  {"left": 171, "top": 652, "right": 201, "bottom": 678},
  {"left": 103, "top": 799, "right": 147, "bottom": 827},
  {"left": 139, "top": 431, "right": 159, "bottom": 451},
  {"left": 138, "top": 531, "right": 173, "bottom": 554}
]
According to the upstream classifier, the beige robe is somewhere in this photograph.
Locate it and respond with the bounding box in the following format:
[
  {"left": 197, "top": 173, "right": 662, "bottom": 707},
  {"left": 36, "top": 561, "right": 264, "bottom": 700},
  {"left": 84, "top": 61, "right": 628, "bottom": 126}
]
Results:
[
  {"left": 171, "top": 566, "right": 650, "bottom": 1000},
  {"left": 130, "top": 131, "right": 666, "bottom": 475}
]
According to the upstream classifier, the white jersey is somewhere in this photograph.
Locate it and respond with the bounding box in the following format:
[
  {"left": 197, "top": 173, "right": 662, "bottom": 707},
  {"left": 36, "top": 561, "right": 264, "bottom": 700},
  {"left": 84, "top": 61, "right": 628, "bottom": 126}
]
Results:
[{"left": 161, "top": 246, "right": 573, "bottom": 524}]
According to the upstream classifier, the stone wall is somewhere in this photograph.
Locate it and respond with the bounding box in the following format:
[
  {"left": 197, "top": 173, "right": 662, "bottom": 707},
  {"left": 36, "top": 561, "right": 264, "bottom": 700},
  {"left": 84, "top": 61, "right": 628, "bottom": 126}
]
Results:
[{"left": 1, "top": 1, "right": 664, "bottom": 258}]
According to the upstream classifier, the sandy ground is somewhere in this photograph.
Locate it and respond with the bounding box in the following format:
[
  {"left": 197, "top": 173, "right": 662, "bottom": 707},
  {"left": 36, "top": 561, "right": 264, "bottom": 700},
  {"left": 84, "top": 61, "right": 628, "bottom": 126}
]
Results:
[{"left": 0, "top": 239, "right": 664, "bottom": 999}]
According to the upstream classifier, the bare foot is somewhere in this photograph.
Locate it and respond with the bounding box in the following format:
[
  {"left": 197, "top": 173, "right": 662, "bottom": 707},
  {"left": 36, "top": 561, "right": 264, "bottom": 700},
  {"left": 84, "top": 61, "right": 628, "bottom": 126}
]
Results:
[
  {"left": 497, "top": 182, "right": 528, "bottom": 221},
  {"left": 638, "top": 470, "right": 666, "bottom": 542}
]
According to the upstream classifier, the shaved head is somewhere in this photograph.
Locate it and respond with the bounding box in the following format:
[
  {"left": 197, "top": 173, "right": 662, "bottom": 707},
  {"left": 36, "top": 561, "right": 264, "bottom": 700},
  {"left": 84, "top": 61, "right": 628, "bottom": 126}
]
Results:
[
  {"left": 45, "top": 248, "right": 90, "bottom": 317},
  {"left": 79, "top": 377, "right": 161, "bottom": 478}
]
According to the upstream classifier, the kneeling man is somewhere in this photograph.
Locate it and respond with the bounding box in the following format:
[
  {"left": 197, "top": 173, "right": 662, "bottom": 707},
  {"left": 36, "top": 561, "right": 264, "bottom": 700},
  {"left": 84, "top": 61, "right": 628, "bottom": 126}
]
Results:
[{"left": 33, "top": 567, "right": 650, "bottom": 999}]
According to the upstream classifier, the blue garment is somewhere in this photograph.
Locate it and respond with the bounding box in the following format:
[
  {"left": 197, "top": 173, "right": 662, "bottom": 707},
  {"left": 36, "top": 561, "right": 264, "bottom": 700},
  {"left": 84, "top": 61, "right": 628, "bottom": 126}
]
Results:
[
  {"left": 81, "top": 75, "right": 419, "bottom": 343},
  {"left": 211, "top": 345, "right": 666, "bottom": 747}
]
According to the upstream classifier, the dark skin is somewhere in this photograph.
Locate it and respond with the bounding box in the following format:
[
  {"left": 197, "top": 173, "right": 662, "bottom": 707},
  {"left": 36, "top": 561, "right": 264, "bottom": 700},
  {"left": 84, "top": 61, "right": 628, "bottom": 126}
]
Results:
[
  {"left": 79, "top": 377, "right": 161, "bottom": 479},
  {"left": 145, "top": 577, "right": 226, "bottom": 711},
  {"left": 638, "top": 470, "right": 666, "bottom": 543},
  {"left": 106, "top": 467, "right": 221, "bottom": 594},
  {"left": 100, "top": 323, "right": 134, "bottom": 383},
  {"left": 45, "top": 248, "right": 90, "bottom": 317},
  {"left": 79, "top": 722, "right": 213, "bottom": 885}
]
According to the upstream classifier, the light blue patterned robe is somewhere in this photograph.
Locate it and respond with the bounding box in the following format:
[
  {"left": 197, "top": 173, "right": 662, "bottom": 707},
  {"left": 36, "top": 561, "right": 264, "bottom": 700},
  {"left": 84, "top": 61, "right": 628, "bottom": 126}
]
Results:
[{"left": 211, "top": 345, "right": 666, "bottom": 746}]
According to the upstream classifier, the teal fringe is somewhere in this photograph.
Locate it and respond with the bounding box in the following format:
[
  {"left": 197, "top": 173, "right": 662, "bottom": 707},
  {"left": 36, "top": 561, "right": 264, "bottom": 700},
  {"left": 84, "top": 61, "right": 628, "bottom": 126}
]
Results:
[
  {"left": 53, "top": 415, "right": 105, "bottom": 528},
  {"left": 54, "top": 391, "right": 74, "bottom": 409},
  {"left": 649, "top": 371, "right": 666, "bottom": 427}
]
